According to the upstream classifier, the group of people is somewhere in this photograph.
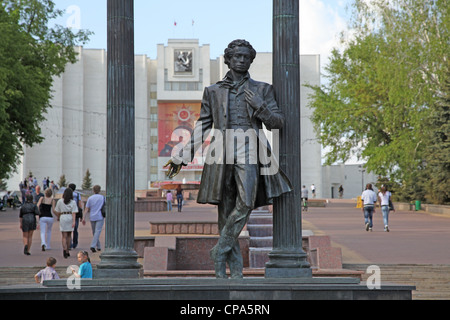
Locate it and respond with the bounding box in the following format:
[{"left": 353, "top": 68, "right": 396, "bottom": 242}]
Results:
[
  {"left": 19, "top": 183, "right": 106, "bottom": 259},
  {"left": 19, "top": 177, "right": 59, "bottom": 206},
  {"left": 166, "top": 185, "right": 184, "bottom": 212},
  {"left": 0, "top": 192, "right": 20, "bottom": 211},
  {"left": 361, "top": 183, "right": 395, "bottom": 232}
]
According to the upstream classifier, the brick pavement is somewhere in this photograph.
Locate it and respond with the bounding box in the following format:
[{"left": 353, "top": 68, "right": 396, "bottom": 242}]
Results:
[
  {"left": 302, "top": 199, "right": 450, "bottom": 265},
  {"left": 0, "top": 201, "right": 218, "bottom": 268},
  {"left": 1, "top": 199, "right": 449, "bottom": 268}
]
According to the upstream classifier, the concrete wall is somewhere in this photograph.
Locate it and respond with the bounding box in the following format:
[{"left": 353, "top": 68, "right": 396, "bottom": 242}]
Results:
[{"left": 322, "top": 164, "right": 379, "bottom": 199}]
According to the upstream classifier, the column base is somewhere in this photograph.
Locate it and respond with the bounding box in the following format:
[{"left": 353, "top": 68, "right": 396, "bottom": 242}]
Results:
[
  {"left": 95, "top": 249, "right": 142, "bottom": 279},
  {"left": 265, "top": 250, "right": 312, "bottom": 279}
]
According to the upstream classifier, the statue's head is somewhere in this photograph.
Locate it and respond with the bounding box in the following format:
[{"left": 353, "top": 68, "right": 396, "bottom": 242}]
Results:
[{"left": 224, "top": 39, "right": 257, "bottom": 69}]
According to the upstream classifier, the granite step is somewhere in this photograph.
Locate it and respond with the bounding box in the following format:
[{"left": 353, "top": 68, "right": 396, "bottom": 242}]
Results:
[
  {"left": 249, "top": 247, "right": 272, "bottom": 269},
  {"left": 343, "top": 264, "right": 450, "bottom": 300},
  {"left": 249, "top": 236, "right": 273, "bottom": 248},
  {"left": 246, "top": 224, "right": 273, "bottom": 237}
]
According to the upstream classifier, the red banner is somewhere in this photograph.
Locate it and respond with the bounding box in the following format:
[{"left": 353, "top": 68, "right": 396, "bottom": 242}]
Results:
[{"left": 158, "top": 102, "right": 201, "bottom": 157}]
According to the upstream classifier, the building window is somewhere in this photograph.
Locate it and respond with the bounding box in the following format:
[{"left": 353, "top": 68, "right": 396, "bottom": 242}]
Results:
[{"left": 164, "top": 69, "right": 203, "bottom": 91}]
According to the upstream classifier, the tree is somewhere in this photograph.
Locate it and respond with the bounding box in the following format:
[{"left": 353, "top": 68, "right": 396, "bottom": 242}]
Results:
[
  {"left": 0, "top": 0, "right": 92, "bottom": 181},
  {"left": 82, "top": 169, "right": 93, "bottom": 190},
  {"left": 58, "top": 174, "right": 67, "bottom": 188},
  {"left": 421, "top": 63, "right": 450, "bottom": 204},
  {"left": 306, "top": 0, "right": 449, "bottom": 203}
]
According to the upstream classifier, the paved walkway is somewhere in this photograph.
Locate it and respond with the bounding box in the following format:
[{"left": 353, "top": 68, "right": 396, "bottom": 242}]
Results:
[
  {"left": 0, "top": 199, "right": 449, "bottom": 268},
  {"left": 302, "top": 200, "right": 450, "bottom": 265},
  {"left": 0, "top": 201, "right": 218, "bottom": 268}
]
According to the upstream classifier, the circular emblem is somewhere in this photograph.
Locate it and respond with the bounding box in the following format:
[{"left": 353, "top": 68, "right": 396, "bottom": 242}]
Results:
[{"left": 178, "top": 109, "right": 191, "bottom": 122}]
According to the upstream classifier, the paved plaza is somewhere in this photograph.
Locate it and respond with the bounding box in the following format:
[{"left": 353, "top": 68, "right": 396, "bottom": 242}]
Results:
[{"left": 1, "top": 199, "right": 449, "bottom": 268}]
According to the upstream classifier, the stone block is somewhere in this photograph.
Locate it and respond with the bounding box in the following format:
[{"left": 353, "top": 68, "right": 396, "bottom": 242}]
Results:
[
  {"left": 150, "top": 224, "right": 158, "bottom": 235},
  {"left": 143, "top": 247, "right": 176, "bottom": 271},
  {"left": 134, "top": 237, "right": 155, "bottom": 257},
  {"left": 310, "top": 247, "right": 343, "bottom": 269},
  {"left": 175, "top": 236, "right": 250, "bottom": 270},
  {"left": 308, "top": 235, "right": 331, "bottom": 250},
  {"left": 155, "top": 236, "right": 177, "bottom": 250}
]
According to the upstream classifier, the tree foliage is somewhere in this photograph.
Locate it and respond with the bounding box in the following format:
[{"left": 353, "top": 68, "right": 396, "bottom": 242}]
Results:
[
  {"left": 58, "top": 174, "right": 67, "bottom": 188},
  {"left": 306, "top": 0, "right": 449, "bottom": 203},
  {"left": 0, "top": 0, "right": 92, "bottom": 181},
  {"left": 421, "top": 63, "right": 450, "bottom": 204},
  {"left": 82, "top": 169, "right": 93, "bottom": 191}
]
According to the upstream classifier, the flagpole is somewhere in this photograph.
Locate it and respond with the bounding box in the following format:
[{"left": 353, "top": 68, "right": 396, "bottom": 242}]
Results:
[{"left": 173, "top": 20, "right": 176, "bottom": 38}]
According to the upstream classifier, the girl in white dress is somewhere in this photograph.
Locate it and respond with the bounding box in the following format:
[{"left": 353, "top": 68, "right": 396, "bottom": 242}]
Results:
[{"left": 54, "top": 188, "right": 78, "bottom": 258}]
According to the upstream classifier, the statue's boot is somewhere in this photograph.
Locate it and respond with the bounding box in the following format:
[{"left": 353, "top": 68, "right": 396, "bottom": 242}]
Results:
[
  {"left": 210, "top": 245, "right": 228, "bottom": 279},
  {"left": 228, "top": 243, "right": 244, "bottom": 279}
]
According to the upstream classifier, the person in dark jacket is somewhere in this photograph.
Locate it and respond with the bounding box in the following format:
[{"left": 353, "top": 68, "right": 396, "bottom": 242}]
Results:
[{"left": 20, "top": 194, "right": 40, "bottom": 255}]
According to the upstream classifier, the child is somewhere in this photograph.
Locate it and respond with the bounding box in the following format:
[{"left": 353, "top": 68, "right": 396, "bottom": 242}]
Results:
[
  {"left": 35, "top": 257, "right": 60, "bottom": 284},
  {"left": 71, "top": 251, "right": 93, "bottom": 279}
]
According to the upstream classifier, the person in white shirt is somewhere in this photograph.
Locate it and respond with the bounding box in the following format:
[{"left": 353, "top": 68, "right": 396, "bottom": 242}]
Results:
[
  {"left": 361, "top": 183, "right": 377, "bottom": 232},
  {"left": 82, "top": 185, "right": 105, "bottom": 253},
  {"left": 378, "top": 186, "right": 394, "bottom": 232},
  {"left": 311, "top": 184, "right": 316, "bottom": 198}
]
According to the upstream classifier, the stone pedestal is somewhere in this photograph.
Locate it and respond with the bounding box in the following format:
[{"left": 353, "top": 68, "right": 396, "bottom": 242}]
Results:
[{"left": 0, "top": 278, "right": 415, "bottom": 301}]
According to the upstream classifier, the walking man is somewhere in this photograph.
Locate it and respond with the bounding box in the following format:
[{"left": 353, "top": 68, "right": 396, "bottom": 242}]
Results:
[
  {"left": 82, "top": 185, "right": 105, "bottom": 252},
  {"left": 361, "top": 183, "right": 377, "bottom": 232}
]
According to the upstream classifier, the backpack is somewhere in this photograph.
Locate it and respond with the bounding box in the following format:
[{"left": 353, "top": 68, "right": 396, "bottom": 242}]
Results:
[{"left": 73, "top": 192, "right": 83, "bottom": 219}]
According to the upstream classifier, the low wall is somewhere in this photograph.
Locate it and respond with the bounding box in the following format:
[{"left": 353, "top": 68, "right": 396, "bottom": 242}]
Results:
[
  {"left": 137, "top": 235, "right": 250, "bottom": 271},
  {"left": 394, "top": 202, "right": 450, "bottom": 216},
  {"left": 135, "top": 199, "right": 166, "bottom": 212}
]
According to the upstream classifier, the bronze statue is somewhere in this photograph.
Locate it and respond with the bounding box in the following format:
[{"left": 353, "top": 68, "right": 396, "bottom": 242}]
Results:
[{"left": 166, "top": 39, "right": 292, "bottom": 279}]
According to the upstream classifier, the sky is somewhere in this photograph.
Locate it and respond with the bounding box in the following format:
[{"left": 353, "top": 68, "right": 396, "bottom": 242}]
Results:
[{"left": 50, "top": 0, "right": 354, "bottom": 69}]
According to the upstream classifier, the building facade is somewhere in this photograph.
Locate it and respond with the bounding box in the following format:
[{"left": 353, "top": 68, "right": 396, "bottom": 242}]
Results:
[
  {"left": 8, "top": 39, "right": 324, "bottom": 197},
  {"left": 322, "top": 164, "right": 379, "bottom": 199}
]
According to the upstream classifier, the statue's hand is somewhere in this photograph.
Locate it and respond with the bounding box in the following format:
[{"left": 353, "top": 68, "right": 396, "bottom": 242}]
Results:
[
  {"left": 245, "top": 89, "right": 264, "bottom": 110},
  {"left": 165, "top": 160, "right": 183, "bottom": 179}
]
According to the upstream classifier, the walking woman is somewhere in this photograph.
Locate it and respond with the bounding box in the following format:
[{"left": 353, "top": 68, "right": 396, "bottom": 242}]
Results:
[
  {"left": 54, "top": 188, "right": 78, "bottom": 258},
  {"left": 378, "top": 186, "right": 394, "bottom": 232},
  {"left": 37, "top": 188, "right": 55, "bottom": 251},
  {"left": 19, "top": 194, "right": 40, "bottom": 255}
]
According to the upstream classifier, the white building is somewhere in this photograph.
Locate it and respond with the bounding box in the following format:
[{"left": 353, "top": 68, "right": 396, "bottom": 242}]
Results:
[
  {"left": 322, "top": 164, "right": 379, "bottom": 199},
  {"left": 8, "top": 39, "right": 324, "bottom": 197}
]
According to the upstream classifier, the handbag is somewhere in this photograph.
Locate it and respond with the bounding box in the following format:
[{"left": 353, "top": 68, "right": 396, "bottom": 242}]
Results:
[
  {"left": 101, "top": 196, "right": 106, "bottom": 218},
  {"left": 388, "top": 196, "right": 395, "bottom": 211}
]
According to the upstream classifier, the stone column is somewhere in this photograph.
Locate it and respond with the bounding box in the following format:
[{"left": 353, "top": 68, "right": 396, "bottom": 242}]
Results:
[
  {"left": 95, "top": 0, "right": 141, "bottom": 279},
  {"left": 265, "top": 0, "right": 312, "bottom": 278}
]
